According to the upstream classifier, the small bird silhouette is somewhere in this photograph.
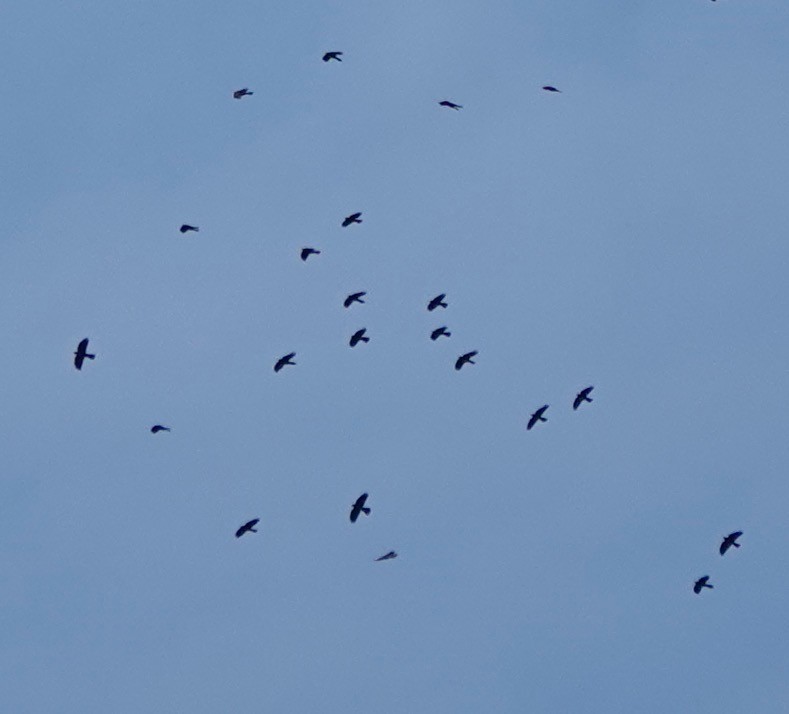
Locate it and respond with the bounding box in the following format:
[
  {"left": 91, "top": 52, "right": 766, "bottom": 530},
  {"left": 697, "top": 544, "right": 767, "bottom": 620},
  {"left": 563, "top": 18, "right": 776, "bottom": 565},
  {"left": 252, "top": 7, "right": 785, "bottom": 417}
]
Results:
[
  {"left": 439, "top": 100, "right": 462, "bottom": 110},
  {"left": 431, "top": 326, "right": 451, "bottom": 341},
  {"left": 274, "top": 352, "right": 296, "bottom": 372},
  {"left": 150, "top": 425, "right": 171, "bottom": 434},
  {"left": 375, "top": 551, "right": 398, "bottom": 561},
  {"left": 342, "top": 212, "right": 363, "bottom": 227},
  {"left": 693, "top": 576, "right": 713, "bottom": 594},
  {"left": 235, "top": 518, "right": 260, "bottom": 538},
  {"left": 428, "top": 294, "right": 448, "bottom": 311},
  {"left": 349, "top": 328, "right": 370, "bottom": 347},
  {"left": 344, "top": 292, "right": 367, "bottom": 308},
  {"left": 720, "top": 531, "right": 743, "bottom": 556},
  {"left": 180, "top": 224, "right": 199, "bottom": 233},
  {"left": 573, "top": 386, "right": 594, "bottom": 410},
  {"left": 233, "top": 88, "right": 253, "bottom": 99},
  {"left": 301, "top": 248, "right": 321, "bottom": 261},
  {"left": 323, "top": 51, "right": 343, "bottom": 62},
  {"left": 542, "top": 86, "right": 561, "bottom": 93},
  {"left": 527, "top": 405, "right": 549, "bottom": 430},
  {"left": 74, "top": 338, "right": 95, "bottom": 371},
  {"left": 350, "top": 493, "right": 370, "bottom": 523},
  {"left": 455, "top": 351, "right": 477, "bottom": 370}
]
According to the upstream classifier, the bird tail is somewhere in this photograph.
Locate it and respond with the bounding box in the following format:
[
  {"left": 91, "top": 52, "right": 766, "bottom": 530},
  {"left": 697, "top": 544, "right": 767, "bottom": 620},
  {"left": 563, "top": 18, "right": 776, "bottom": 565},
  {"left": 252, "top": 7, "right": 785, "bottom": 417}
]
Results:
[
  {"left": 585, "top": 396, "right": 593, "bottom": 403},
  {"left": 706, "top": 583, "right": 714, "bottom": 589},
  {"left": 86, "top": 353, "right": 96, "bottom": 360},
  {"left": 445, "top": 331, "right": 451, "bottom": 337},
  {"left": 733, "top": 542, "right": 740, "bottom": 548},
  {"left": 362, "top": 507, "right": 371, "bottom": 515},
  {"left": 250, "top": 527, "right": 258, "bottom": 532},
  {"left": 540, "top": 416, "right": 547, "bottom": 422},
  {"left": 361, "top": 336, "right": 370, "bottom": 343},
  {"left": 440, "top": 301, "right": 447, "bottom": 308}
]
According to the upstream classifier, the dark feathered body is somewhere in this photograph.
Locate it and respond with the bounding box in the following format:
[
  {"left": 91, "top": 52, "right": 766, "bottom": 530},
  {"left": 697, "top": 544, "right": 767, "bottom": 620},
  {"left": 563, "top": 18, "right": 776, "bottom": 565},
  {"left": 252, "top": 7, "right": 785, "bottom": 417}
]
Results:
[
  {"left": 74, "top": 338, "right": 95, "bottom": 370},
  {"left": 527, "top": 405, "right": 549, "bottom": 430},
  {"left": 350, "top": 493, "right": 370, "bottom": 523},
  {"left": 235, "top": 518, "right": 260, "bottom": 538}
]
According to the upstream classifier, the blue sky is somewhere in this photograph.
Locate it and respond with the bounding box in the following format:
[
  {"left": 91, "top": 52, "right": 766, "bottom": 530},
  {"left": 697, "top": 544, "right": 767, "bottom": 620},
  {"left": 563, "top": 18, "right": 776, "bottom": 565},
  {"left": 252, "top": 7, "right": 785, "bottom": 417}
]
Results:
[{"left": 2, "top": 2, "right": 789, "bottom": 712}]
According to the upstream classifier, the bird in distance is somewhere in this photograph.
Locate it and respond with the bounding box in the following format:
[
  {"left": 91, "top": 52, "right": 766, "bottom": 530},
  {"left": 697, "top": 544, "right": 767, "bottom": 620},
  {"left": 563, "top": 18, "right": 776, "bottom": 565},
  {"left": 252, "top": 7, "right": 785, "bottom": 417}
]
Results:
[
  {"left": 431, "top": 326, "right": 451, "bottom": 341},
  {"left": 439, "top": 100, "right": 462, "bottom": 110},
  {"left": 455, "top": 350, "right": 478, "bottom": 370},
  {"left": 301, "top": 248, "right": 321, "bottom": 261},
  {"left": 693, "top": 576, "right": 713, "bottom": 594},
  {"left": 323, "top": 51, "right": 343, "bottom": 62},
  {"left": 274, "top": 352, "right": 296, "bottom": 372},
  {"left": 542, "top": 86, "right": 561, "bottom": 93},
  {"left": 573, "top": 386, "right": 594, "bottom": 410},
  {"left": 235, "top": 518, "right": 260, "bottom": 538},
  {"left": 342, "top": 212, "right": 363, "bottom": 227},
  {"left": 720, "top": 531, "right": 743, "bottom": 556},
  {"left": 344, "top": 292, "right": 367, "bottom": 308},
  {"left": 180, "top": 224, "right": 199, "bottom": 234},
  {"left": 73, "top": 338, "right": 95, "bottom": 371},
  {"left": 375, "top": 551, "right": 398, "bottom": 561},
  {"left": 233, "top": 88, "right": 253, "bottom": 99},
  {"left": 350, "top": 493, "right": 370, "bottom": 523},
  {"left": 428, "top": 294, "right": 448, "bottom": 311},
  {"left": 150, "top": 425, "right": 171, "bottom": 434},
  {"left": 527, "top": 405, "right": 549, "bottom": 430},
  {"left": 350, "top": 328, "right": 370, "bottom": 347}
]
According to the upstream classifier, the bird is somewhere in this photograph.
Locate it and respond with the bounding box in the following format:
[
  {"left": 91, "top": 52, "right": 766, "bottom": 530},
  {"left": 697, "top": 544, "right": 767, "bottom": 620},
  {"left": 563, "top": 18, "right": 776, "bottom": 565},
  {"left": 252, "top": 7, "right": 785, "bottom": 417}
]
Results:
[
  {"left": 573, "top": 386, "right": 594, "bottom": 410},
  {"left": 150, "top": 425, "right": 171, "bottom": 434},
  {"left": 233, "top": 88, "right": 253, "bottom": 99},
  {"left": 323, "top": 51, "right": 343, "bottom": 62},
  {"left": 180, "top": 224, "right": 199, "bottom": 233},
  {"left": 428, "top": 294, "right": 448, "bottom": 311},
  {"left": 344, "top": 291, "right": 367, "bottom": 308},
  {"left": 542, "top": 86, "right": 561, "bottom": 93},
  {"left": 350, "top": 493, "right": 370, "bottom": 523},
  {"left": 375, "top": 551, "right": 398, "bottom": 561},
  {"left": 349, "top": 328, "right": 369, "bottom": 347},
  {"left": 455, "top": 351, "right": 477, "bottom": 370},
  {"left": 274, "top": 352, "right": 296, "bottom": 372},
  {"left": 235, "top": 518, "right": 260, "bottom": 538},
  {"left": 342, "top": 212, "right": 363, "bottom": 227},
  {"left": 527, "top": 405, "right": 549, "bottom": 430},
  {"left": 431, "top": 326, "right": 451, "bottom": 341},
  {"left": 720, "top": 531, "right": 743, "bottom": 556},
  {"left": 301, "top": 248, "right": 321, "bottom": 261},
  {"left": 693, "top": 576, "right": 713, "bottom": 594},
  {"left": 439, "top": 100, "right": 462, "bottom": 110},
  {"left": 73, "top": 338, "right": 95, "bottom": 371}
]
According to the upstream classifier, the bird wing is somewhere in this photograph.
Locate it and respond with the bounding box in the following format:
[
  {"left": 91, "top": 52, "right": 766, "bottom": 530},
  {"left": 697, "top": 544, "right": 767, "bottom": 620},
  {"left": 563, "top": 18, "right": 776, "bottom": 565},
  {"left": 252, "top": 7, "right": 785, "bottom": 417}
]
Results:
[
  {"left": 246, "top": 519, "right": 260, "bottom": 529},
  {"left": 719, "top": 541, "right": 730, "bottom": 555},
  {"left": 527, "top": 414, "right": 538, "bottom": 430},
  {"left": 693, "top": 581, "right": 702, "bottom": 593},
  {"left": 343, "top": 296, "right": 353, "bottom": 307},
  {"left": 573, "top": 394, "right": 583, "bottom": 410},
  {"left": 77, "top": 338, "right": 89, "bottom": 355},
  {"left": 729, "top": 531, "right": 743, "bottom": 540}
]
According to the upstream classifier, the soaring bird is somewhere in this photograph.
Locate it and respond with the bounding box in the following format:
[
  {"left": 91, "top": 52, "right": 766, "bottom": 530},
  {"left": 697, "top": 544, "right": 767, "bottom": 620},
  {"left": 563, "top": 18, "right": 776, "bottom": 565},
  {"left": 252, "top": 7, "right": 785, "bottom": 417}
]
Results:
[
  {"left": 439, "top": 100, "right": 462, "bottom": 110},
  {"left": 542, "top": 86, "right": 561, "bottom": 93},
  {"left": 349, "top": 328, "right": 369, "bottom": 347},
  {"left": 233, "top": 88, "right": 253, "bottom": 99},
  {"left": 350, "top": 493, "right": 370, "bottom": 523},
  {"left": 455, "top": 350, "right": 477, "bottom": 370},
  {"left": 527, "top": 405, "right": 549, "bottom": 430},
  {"left": 428, "top": 294, "right": 448, "bottom": 311},
  {"left": 375, "top": 551, "right": 398, "bottom": 561},
  {"left": 573, "top": 386, "right": 594, "bottom": 410},
  {"left": 301, "top": 248, "right": 321, "bottom": 261},
  {"left": 150, "top": 425, "right": 171, "bottom": 434},
  {"left": 693, "top": 576, "right": 713, "bottom": 594},
  {"left": 235, "top": 518, "right": 260, "bottom": 538},
  {"left": 180, "top": 224, "right": 199, "bottom": 233},
  {"left": 720, "top": 531, "right": 743, "bottom": 556},
  {"left": 274, "top": 352, "right": 296, "bottom": 372},
  {"left": 344, "top": 291, "right": 367, "bottom": 308},
  {"left": 73, "top": 338, "right": 95, "bottom": 371},
  {"left": 342, "top": 212, "right": 363, "bottom": 227},
  {"left": 431, "top": 326, "right": 451, "bottom": 341},
  {"left": 323, "top": 51, "right": 343, "bottom": 62}
]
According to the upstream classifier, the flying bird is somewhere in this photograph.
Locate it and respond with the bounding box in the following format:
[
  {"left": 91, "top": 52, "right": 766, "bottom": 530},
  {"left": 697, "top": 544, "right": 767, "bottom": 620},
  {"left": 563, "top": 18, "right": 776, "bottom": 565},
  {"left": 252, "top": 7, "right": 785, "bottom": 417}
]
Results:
[
  {"left": 73, "top": 338, "right": 95, "bottom": 371},
  {"left": 233, "top": 88, "right": 253, "bottom": 99},
  {"left": 350, "top": 493, "right": 370, "bottom": 523},
  {"left": 180, "top": 224, "right": 199, "bottom": 233},
  {"left": 150, "top": 425, "right": 171, "bottom": 434},
  {"left": 527, "top": 405, "right": 549, "bottom": 430},
  {"left": 431, "top": 326, "right": 451, "bottom": 341},
  {"left": 235, "top": 518, "right": 260, "bottom": 538},
  {"left": 342, "top": 212, "right": 363, "bottom": 227},
  {"left": 323, "top": 51, "right": 343, "bottom": 62},
  {"left": 349, "top": 328, "right": 370, "bottom": 347},
  {"left": 344, "top": 292, "right": 367, "bottom": 308},
  {"left": 439, "top": 100, "right": 462, "bottom": 110},
  {"left": 428, "top": 294, "right": 448, "bottom": 311},
  {"left": 693, "top": 576, "right": 713, "bottom": 594},
  {"left": 542, "top": 86, "right": 562, "bottom": 93},
  {"left": 375, "top": 551, "right": 398, "bottom": 561},
  {"left": 720, "top": 531, "right": 743, "bottom": 556},
  {"left": 301, "top": 248, "right": 321, "bottom": 261},
  {"left": 274, "top": 352, "right": 296, "bottom": 372},
  {"left": 455, "top": 350, "right": 477, "bottom": 370},
  {"left": 573, "top": 386, "right": 594, "bottom": 410}
]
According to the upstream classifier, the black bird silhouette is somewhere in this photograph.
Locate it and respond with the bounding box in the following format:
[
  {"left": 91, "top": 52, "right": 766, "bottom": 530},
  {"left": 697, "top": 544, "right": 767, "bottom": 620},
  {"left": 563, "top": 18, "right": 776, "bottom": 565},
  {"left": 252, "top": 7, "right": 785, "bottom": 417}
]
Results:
[
  {"left": 350, "top": 493, "right": 370, "bottom": 523},
  {"left": 150, "top": 425, "right": 171, "bottom": 434},
  {"left": 344, "top": 292, "right": 367, "bottom": 308},
  {"left": 233, "top": 88, "right": 253, "bottom": 99},
  {"left": 527, "top": 405, "right": 549, "bottom": 430},
  {"left": 431, "top": 326, "right": 451, "bottom": 340},
  {"left": 573, "top": 386, "right": 594, "bottom": 410},
  {"left": 180, "top": 224, "right": 199, "bottom": 233},
  {"left": 235, "top": 518, "right": 260, "bottom": 538},
  {"left": 274, "top": 352, "right": 296, "bottom": 372},
  {"left": 693, "top": 576, "right": 713, "bottom": 594},
  {"left": 73, "top": 338, "right": 95, "bottom": 371},
  {"left": 323, "top": 51, "right": 343, "bottom": 62},
  {"left": 301, "top": 248, "right": 321, "bottom": 261},
  {"left": 342, "top": 212, "right": 363, "bottom": 227},
  {"left": 375, "top": 551, "right": 398, "bottom": 561},
  {"left": 455, "top": 350, "right": 477, "bottom": 370},
  {"left": 349, "top": 328, "right": 369, "bottom": 347},
  {"left": 542, "top": 86, "right": 561, "bottom": 93},
  {"left": 439, "top": 100, "right": 462, "bottom": 110},
  {"left": 428, "top": 294, "right": 448, "bottom": 311},
  {"left": 720, "top": 531, "right": 743, "bottom": 556}
]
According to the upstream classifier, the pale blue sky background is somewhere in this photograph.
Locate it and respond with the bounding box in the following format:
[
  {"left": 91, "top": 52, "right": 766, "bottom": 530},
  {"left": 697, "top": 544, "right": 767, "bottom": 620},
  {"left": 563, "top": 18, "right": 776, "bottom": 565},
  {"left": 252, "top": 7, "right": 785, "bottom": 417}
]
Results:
[{"left": 2, "top": 1, "right": 789, "bottom": 712}]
